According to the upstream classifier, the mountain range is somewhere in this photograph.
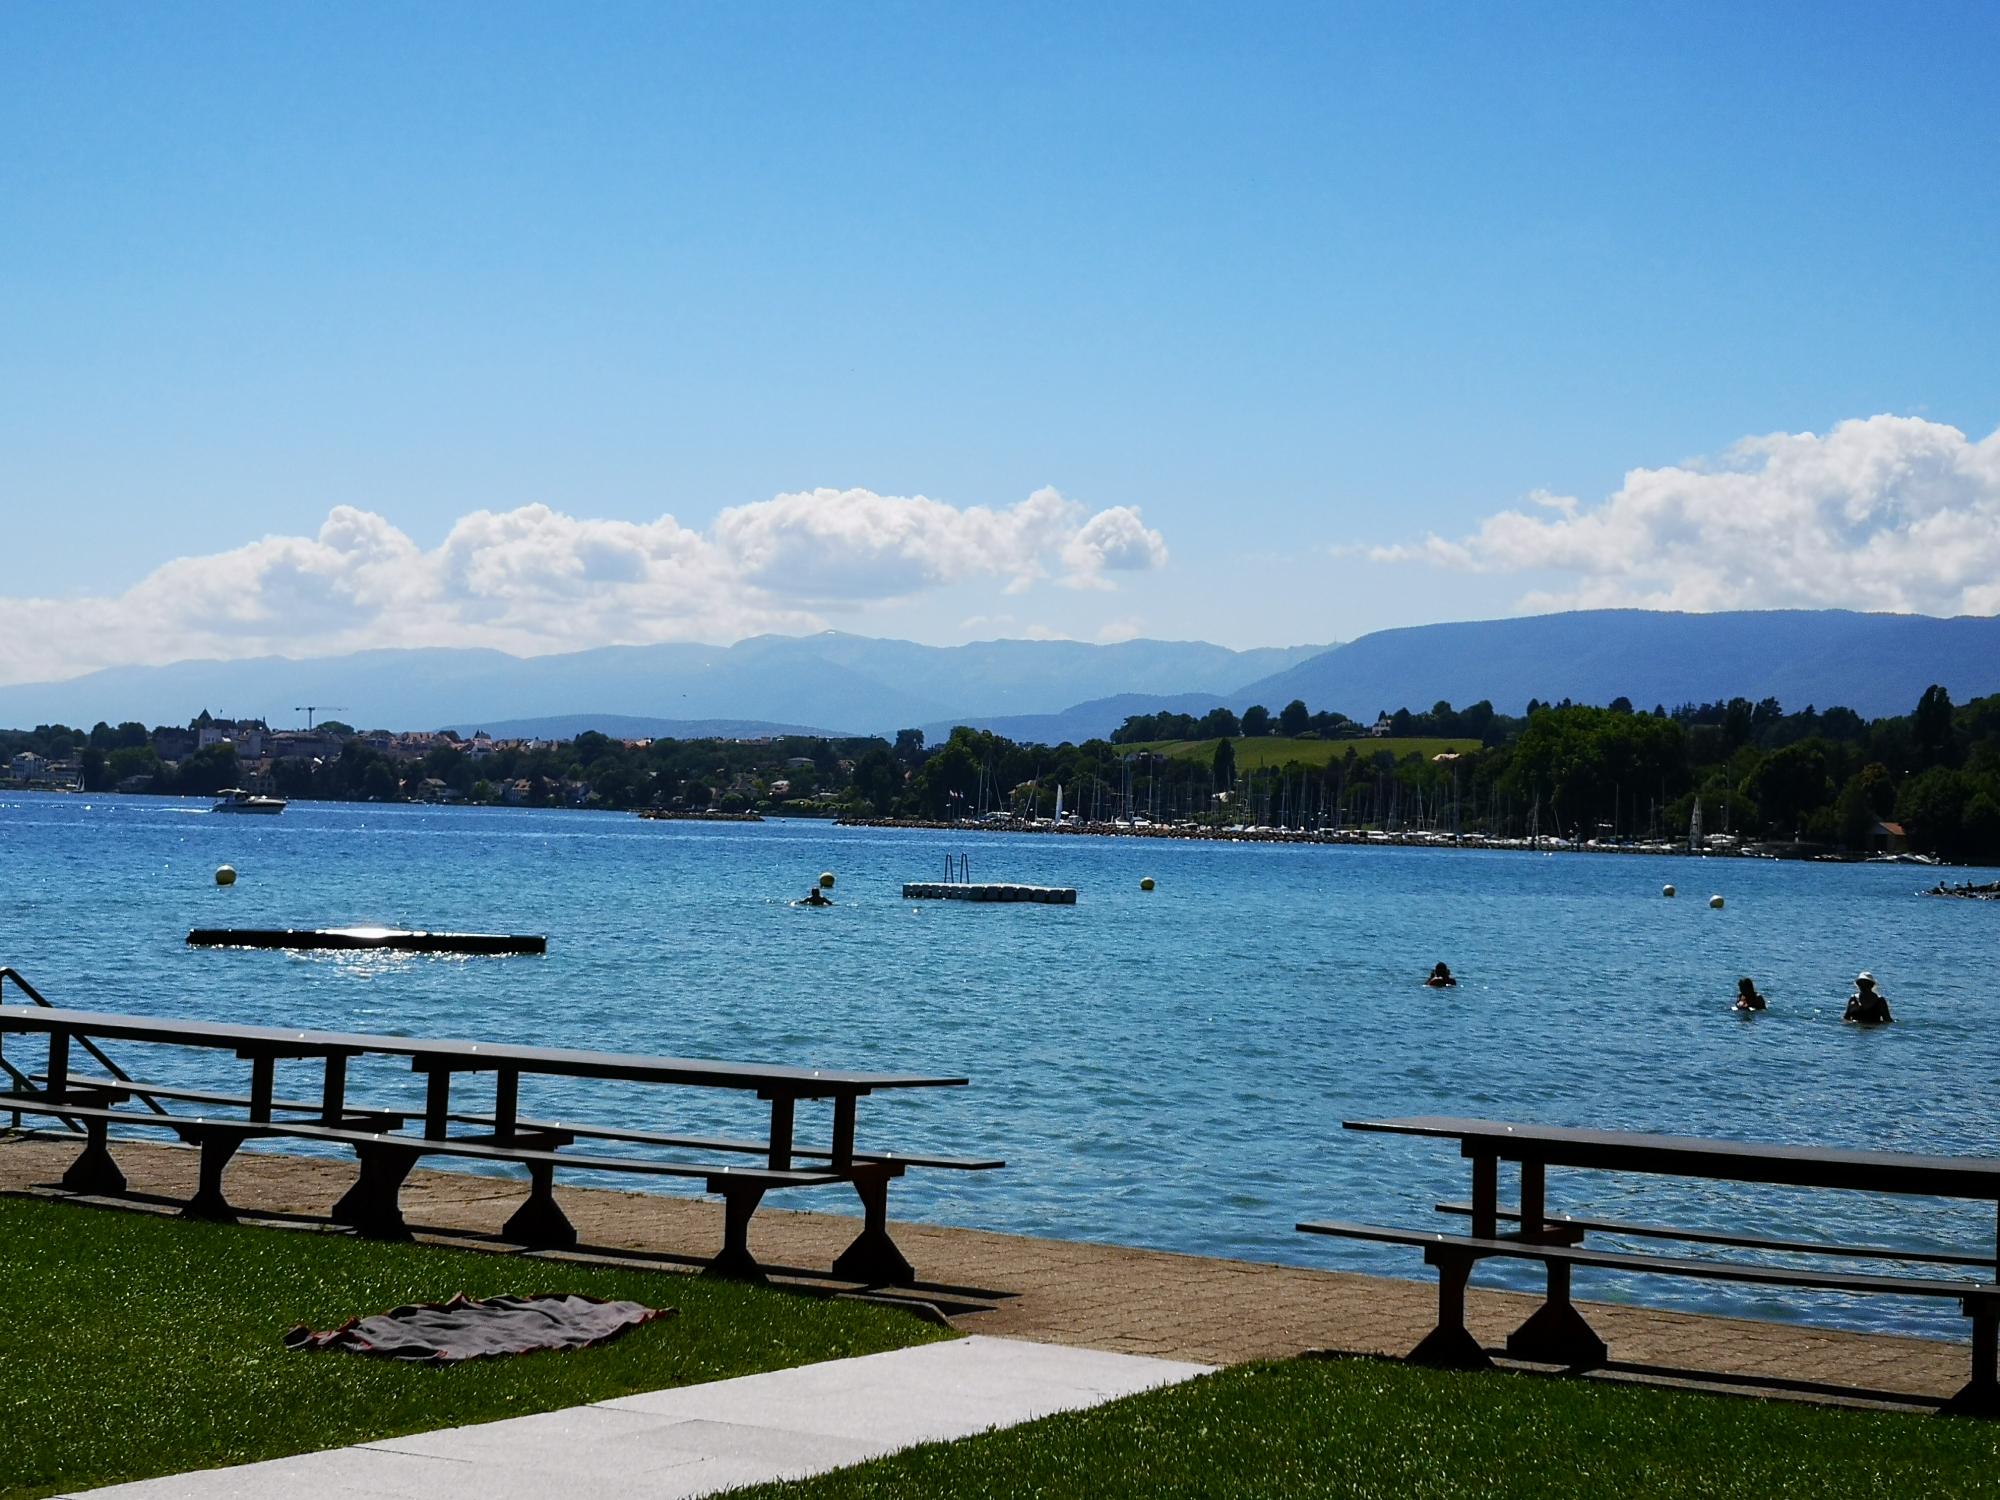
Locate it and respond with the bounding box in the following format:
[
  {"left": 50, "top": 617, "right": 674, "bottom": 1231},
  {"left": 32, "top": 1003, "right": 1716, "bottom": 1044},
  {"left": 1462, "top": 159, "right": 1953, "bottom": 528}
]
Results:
[
  {"left": 0, "top": 635, "right": 1324, "bottom": 740},
  {"left": 2, "top": 611, "right": 1995, "bottom": 742}
]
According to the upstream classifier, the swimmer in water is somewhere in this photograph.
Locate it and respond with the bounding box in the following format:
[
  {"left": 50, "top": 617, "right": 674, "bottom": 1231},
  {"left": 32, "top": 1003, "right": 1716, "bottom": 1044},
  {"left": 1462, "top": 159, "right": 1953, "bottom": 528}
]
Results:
[
  {"left": 1733, "top": 977, "right": 1767, "bottom": 1012},
  {"left": 800, "top": 887, "right": 832, "bottom": 907},
  {"left": 1425, "top": 962, "right": 1458, "bottom": 988},
  {"left": 1843, "top": 971, "right": 1893, "bottom": 1025}
]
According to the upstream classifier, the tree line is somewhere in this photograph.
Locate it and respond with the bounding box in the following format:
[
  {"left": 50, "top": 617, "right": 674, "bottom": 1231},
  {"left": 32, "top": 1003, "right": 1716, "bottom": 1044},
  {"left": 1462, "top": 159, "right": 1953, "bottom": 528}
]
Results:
[{"left": 5, "top": 683, "right": 1998, "bottom": 861}]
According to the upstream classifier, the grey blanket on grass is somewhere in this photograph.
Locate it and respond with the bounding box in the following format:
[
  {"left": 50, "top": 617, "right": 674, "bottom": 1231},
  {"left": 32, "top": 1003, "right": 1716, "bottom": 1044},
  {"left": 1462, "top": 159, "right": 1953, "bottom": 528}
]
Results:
[{"left": 284, "top": 1292, "right": 673, "bottom": 1362}]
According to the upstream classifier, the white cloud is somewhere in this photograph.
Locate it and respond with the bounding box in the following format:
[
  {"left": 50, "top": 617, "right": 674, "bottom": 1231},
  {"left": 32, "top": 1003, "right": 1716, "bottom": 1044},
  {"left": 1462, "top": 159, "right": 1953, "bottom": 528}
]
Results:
[
  {"left": 0, "top": 487, "right": 1170, "bottom": 685},
  {"left": 1060, "top": 505, "right": 1170, "bottom": 589},
  {"left": 1371, "top": 415, "right": 2000, "bottom": 616}
]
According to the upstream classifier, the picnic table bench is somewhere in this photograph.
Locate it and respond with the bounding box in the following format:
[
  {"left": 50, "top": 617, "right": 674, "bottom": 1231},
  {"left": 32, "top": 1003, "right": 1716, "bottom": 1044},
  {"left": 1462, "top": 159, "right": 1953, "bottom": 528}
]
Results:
[
  {"left": 0, "top": 980, "right": 997, "bottom": 1284},
  {"left": 1299, "top": 1115, "right": 2000, "bottom": 1416}
]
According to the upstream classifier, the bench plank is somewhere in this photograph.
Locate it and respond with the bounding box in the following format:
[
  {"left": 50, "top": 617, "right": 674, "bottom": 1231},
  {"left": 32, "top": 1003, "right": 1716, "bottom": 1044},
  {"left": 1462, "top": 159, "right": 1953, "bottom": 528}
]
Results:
[
  {"left": 1434, "top": 1202, "right": 1999, "bottom": 1270},
  {"left": 1300, "top": 1217, "right": 2000, "bottom": 1412},
  {"left": 1300, "top": 1219, "right": 1998, "bottom": 1299},
  {"left": 1348, "top": 1116, "right": 2000, "bottom": 1199}
]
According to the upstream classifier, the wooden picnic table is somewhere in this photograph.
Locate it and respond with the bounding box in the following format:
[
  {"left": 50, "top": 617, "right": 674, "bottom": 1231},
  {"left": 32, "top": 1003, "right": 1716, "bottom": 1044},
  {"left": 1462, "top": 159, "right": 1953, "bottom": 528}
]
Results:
[
  {"left": 0, "top": 1000, "right": 988, "bottom": 1281},
  {"left": 1346, "top": 1115, "right": 2000, "bottom": 1265},
  {"left": 1314, "top": 1115, "right": 2000, "bottom": 1413},
  {"left": 0, "top": 1005, "right": 965, "bottom": 1170}
]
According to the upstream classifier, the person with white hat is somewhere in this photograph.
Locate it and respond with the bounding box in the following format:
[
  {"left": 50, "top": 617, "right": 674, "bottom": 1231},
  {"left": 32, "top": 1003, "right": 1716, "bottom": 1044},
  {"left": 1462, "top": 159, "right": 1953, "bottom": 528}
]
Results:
[{"left": 1843, "top": 971, "right": 1894, "bottom": 1026}]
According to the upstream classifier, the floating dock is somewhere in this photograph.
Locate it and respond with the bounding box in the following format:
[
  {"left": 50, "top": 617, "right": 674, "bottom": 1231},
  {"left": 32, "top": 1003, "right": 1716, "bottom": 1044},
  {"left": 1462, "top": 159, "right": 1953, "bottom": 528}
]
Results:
[
  {"left": 901, "top": 883, "right": 1077, "bottom": 905},
  {"left": 187, "top": 927, "right": 547, "bottom": 955}
]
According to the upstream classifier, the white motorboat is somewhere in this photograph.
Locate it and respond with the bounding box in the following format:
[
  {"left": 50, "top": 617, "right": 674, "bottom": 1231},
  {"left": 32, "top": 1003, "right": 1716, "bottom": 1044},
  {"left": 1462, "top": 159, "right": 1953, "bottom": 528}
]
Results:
[{"left": 211, "top": 788, "right": 287, "bottom": 814}]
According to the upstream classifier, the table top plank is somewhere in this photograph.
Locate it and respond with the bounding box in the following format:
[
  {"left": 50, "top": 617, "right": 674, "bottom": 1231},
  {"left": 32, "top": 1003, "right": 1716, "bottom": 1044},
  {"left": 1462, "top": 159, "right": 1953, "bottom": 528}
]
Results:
[
  {"left": 0, "top": 1005, "right": 966, "bottom": 1093},
  {"left": 1347, "top": 1115, "right": 2000, "bottom": 1197}
]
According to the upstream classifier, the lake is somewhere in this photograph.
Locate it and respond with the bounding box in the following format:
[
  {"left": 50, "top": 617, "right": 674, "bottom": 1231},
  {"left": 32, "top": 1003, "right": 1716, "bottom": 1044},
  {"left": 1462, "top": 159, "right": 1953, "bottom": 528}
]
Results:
[{"left": 2, "top": 791, "right": 1995, "bottom": 1339}]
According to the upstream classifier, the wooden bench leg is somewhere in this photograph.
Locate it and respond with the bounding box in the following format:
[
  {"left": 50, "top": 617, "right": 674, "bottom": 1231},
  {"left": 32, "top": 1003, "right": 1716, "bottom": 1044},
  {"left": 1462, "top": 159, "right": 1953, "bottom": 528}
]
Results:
[
  {"left": 702, "top": 1179, "right": 767, "bottom": 1282},
  {"left": 501, "top": 1161, "right": 578, "bottom": 1249},
  {"left": 1409, "top": 1246, "right": 1493, "bottom": 1370},
  {"left": 330, "top": 1143, "right": 420, "bottom": 1240},
  {"left": 60, "top": 1116, "right": 126, "bottom": 1197},
  {"left": 1941, "top": 1297, "right": 2000, "bottom": 1418},
  {"left": 831, "top": 1165, "right": 915, "bottom": 1286},
  {"left": 180, "top": 1127, "right": 252, "bottom": 1221},
  {"left": 1505, "top": 1260, "right": 1608, "bottom": 1368}
]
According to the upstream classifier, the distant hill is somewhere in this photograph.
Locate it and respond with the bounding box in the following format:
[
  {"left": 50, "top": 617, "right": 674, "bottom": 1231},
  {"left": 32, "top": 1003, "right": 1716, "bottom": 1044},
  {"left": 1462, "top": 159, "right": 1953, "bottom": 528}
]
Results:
[
  {"left": 9, "top": 611, "right": 1991, "bottom": 743},
  {"left": 1232, "top": 611, "right": 2000, "bottom": 721},
  {"left": 447, "top": 714, "right": 860, "bottom": 742},
  {"left": 0, "top": 633, "right": 1326, "bottom": 735}
]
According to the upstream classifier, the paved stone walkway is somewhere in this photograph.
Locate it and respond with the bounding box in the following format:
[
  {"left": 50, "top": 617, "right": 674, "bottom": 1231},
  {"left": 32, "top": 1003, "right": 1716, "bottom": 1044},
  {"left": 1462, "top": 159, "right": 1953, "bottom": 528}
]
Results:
[
  {"left": 65, "top": 1337, "right": 1212, "bottom": 1499},
  {"left": 0, "top": 1133, "right": 1975, "bottom": 1411}
]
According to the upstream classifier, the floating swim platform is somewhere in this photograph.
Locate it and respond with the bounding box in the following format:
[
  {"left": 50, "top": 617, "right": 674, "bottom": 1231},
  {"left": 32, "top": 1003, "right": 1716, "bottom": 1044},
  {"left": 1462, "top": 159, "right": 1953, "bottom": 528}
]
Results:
[
  {"left": 901, "top": 883, "right": 1077, "bottom": 905},
  {"left": 187, "top": 927, "right": 547, "bottom": 955}
]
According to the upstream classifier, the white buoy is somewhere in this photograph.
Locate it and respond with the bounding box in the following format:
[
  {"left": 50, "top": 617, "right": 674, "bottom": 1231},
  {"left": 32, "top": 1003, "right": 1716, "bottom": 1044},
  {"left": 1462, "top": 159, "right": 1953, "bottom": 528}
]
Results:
[
  {"left": 1709, "top": 894, "right": 1725, "bottom": 909},
  {"left": 215, "top": 865, "right": 237, "bottom": 887},
  {"left": 1662, "top": 884, "right": 1676, "bottom": 899},
  {"left": 819, "top": 871, "right": 836, "bottom": 889},
  {"left": 1140, "top": 877, "right": 1156, "bottom": 892}
]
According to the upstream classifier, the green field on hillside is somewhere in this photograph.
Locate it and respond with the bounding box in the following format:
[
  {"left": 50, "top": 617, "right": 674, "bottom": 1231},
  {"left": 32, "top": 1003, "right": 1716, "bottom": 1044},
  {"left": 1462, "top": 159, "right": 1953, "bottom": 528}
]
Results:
[{"left": 1128, "top": 736, "right": 1481, "bottom": 771}]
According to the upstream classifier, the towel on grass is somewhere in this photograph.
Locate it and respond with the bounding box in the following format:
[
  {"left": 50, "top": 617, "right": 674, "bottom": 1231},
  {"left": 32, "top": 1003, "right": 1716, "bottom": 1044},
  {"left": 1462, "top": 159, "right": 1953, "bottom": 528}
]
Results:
[{"left": 284, "top": 1292, "right": 674, "bottom": 1362}]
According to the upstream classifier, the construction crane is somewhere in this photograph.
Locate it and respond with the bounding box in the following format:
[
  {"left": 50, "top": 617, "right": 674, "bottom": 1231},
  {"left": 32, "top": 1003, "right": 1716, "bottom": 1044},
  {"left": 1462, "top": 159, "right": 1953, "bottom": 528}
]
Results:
[{"left": 294, "top": 705, "right": 349, "bottom": 731}]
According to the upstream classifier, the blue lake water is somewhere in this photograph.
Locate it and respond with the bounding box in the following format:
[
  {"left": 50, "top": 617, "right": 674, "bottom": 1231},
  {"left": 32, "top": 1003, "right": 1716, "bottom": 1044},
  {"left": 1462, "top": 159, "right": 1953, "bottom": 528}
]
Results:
[{"left": 3, "top": 791, "right": 1997, "bottom": 1340}]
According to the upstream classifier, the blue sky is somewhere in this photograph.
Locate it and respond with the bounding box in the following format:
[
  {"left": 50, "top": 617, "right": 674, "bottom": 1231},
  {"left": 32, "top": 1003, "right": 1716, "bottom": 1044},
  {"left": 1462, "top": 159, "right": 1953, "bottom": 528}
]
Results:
[{"left": 3, "top": 2, "right": 1997, "bottom": 682}]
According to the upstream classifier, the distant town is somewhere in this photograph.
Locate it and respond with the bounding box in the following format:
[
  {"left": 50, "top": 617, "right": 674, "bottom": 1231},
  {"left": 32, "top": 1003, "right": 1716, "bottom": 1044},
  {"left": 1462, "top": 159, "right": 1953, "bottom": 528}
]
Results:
[{"left": 4, "top": 685, "right": 1998, "bottom": 864}]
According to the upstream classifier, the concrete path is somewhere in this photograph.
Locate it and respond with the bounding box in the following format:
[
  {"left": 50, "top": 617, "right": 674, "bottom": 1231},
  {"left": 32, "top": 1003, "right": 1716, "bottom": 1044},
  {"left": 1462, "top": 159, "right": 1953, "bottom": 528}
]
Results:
[{"left": 64, "top": 1337, "right": 1212, "bottom": 1499}]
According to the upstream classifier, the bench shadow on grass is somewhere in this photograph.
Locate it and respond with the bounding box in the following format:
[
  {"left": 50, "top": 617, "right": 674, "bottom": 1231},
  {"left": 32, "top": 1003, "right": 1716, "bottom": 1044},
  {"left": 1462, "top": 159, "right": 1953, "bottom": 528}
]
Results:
[
  {"left": 1303, "top": 1345, "right": 1946, "bottom": 1416},
  {"left": 24, "top": 1177, "right": 1020, "bottom": 1325}
]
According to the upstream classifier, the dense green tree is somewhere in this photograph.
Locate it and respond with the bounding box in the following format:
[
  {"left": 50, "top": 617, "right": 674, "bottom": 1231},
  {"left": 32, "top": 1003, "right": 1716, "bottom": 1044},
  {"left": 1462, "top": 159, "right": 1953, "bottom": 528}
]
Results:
[
  {"left": 1897, "top": 766, "right": 1975, "bottom": 860},
  {"left": 1195, "top": 707, "right": 1240, "bottom": 739},
  {"left": 1279, "top": 699, "right": 1310, "bottom": 736},
  {"left": 1914, "top": 684, "right": 1957, "bottom": 767},
  {"left": 1240, "top": 705, "right": 1272, "bottom": 737},
  {"left": 1212, "top": 737, "right": 1236, "bottom": 790},
  {"left": 1741, "top": 742, "right": 1836, "bottom": 837}
]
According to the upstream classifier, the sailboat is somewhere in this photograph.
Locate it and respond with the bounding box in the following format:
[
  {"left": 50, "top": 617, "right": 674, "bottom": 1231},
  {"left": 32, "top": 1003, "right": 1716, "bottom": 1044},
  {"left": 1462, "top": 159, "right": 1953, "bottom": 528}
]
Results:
[{"left": 1689, "top": 795, "right": 1704, "bottom": 855}]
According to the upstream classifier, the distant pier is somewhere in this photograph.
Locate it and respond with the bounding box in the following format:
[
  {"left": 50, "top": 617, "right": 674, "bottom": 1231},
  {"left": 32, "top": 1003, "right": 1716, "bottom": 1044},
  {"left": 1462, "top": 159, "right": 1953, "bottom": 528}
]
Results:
[{"left": 901, "top": 883, "right": 1077, "bottom": 905}]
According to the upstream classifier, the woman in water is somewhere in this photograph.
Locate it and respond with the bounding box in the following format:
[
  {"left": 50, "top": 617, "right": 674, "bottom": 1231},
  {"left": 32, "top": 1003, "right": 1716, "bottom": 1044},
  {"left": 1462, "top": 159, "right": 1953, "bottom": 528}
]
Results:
[
  {"left": 1733, "top": 977, "right": 1767, "bottom": 1012},
  {"left": 1425, "top": 962, "right": 1458, "bottom": 988},
  {"left": 1843, "top": 972, "right": 1893, "bottom": 1025}
]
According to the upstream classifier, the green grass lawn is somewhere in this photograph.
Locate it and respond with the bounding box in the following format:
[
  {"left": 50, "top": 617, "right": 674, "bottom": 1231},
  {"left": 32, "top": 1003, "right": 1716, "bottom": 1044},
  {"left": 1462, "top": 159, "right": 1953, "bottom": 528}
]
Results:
[
  {"left": 0, "top": 1194, "right": 946, "bottom": 1500},
  {"left": 739, "top": 1356, "right": 2000, "bottom": 1499},
  {"left": 1132, "top": 736, "right": 1481, "bottom": 772}
]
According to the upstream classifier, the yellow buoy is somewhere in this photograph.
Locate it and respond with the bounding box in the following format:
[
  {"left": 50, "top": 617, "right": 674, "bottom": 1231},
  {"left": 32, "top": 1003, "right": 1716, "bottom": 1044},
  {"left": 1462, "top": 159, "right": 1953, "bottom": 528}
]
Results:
[
  {"left": 1662, "top": 884, "right": 1676, "bottom": 898},
  {"left": 1709, "top": 894, "right": 1725, "bottom": 909},
  {"left": 819, "top": 871, "right": 836, "bottom": 889},
  {"left": 1139, "top": 877, "right": 1156, "bottom": 891},
  {"left": 215, "top": 865, "right": 237, "bottom": 887}
]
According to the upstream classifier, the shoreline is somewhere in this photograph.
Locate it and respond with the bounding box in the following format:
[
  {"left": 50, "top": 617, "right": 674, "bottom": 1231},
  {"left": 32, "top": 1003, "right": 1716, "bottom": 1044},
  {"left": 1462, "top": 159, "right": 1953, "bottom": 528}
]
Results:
[{"left": 830, "top": 814, "right": 1949, "bottom": 865}]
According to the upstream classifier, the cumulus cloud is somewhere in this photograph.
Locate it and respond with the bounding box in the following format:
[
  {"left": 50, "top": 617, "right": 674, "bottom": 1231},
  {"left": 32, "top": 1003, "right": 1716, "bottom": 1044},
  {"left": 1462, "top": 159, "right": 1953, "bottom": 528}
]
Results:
[
  {"left": 0, "top": 487, "right": 1169, "bottom": 685},
  {"left": 1370, "top": 415, "right": 2000, "bottom": 616},
  {"left": 1061, "top": 505, "right": 1171, "bottom": 589}
]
